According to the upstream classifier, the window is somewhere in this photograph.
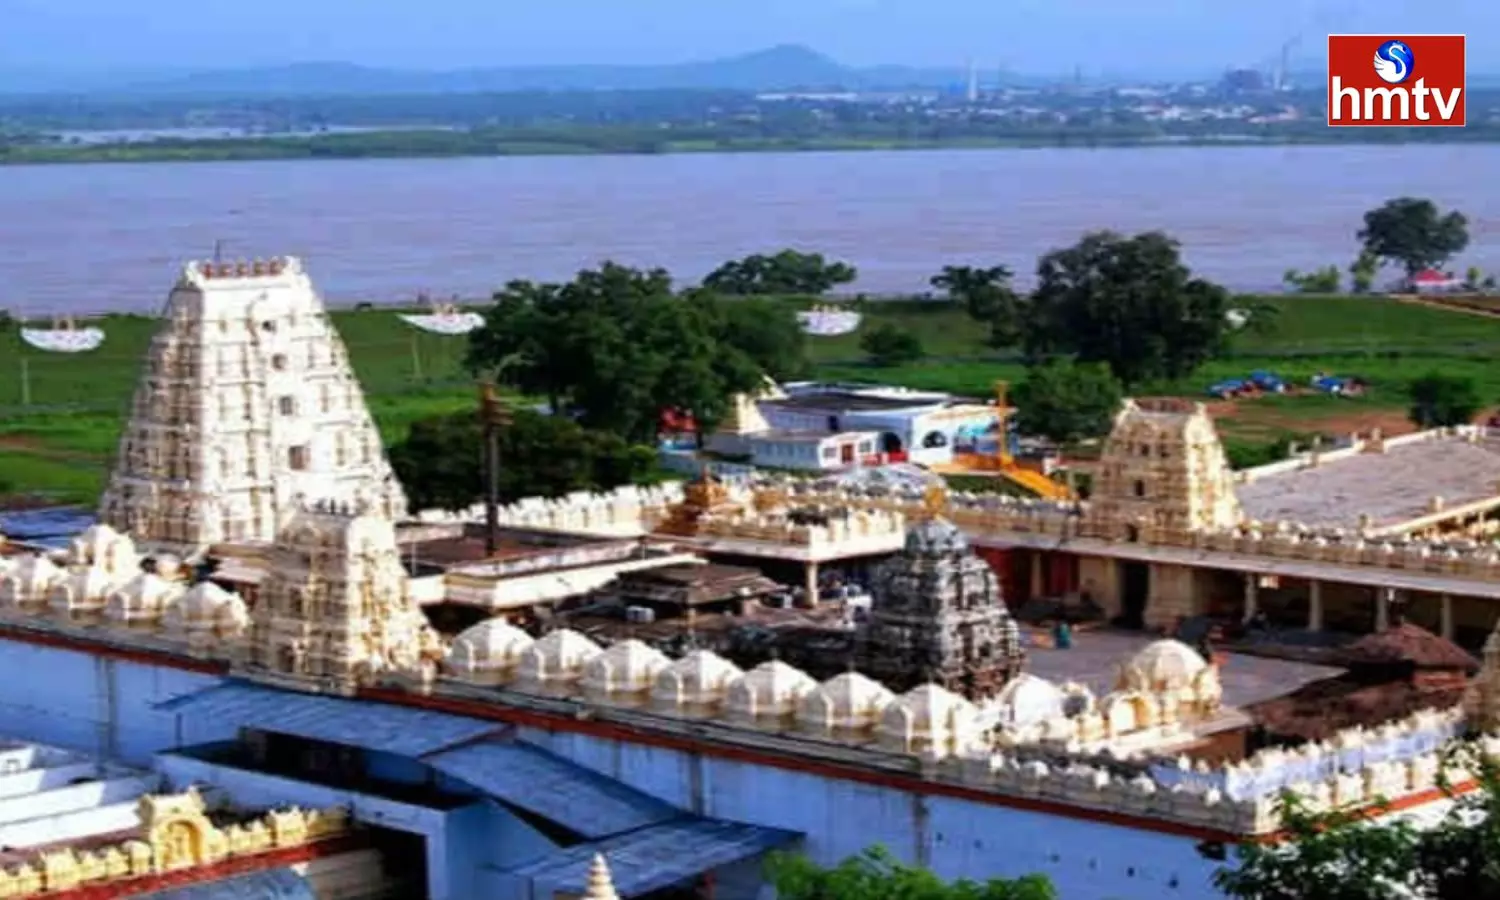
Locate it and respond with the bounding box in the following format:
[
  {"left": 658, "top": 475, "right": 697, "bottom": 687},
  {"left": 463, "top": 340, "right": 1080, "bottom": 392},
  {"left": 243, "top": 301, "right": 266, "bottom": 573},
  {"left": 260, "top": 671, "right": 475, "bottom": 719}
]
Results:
[
  {"left": 1133, "top": 479, "right": 1147, "bottom": 498},
  {"left": 822, "top": 446, "right": 837, "bottom": 459},
  {"left": 288, "top": 446, "right": 309, "bottom": 471},
  {"left": 922, "top": 431, "right": 949, "bottom": 449},
  {"left": 277, "top": 396, "right": 296, "bottom": 416},
  {"left": 1125, "top": 525, "right": 1141, "bottom": 542},
  {"left": 271, "top": 354, "right": 288, "bottom": 371},
  {"left": 261, "top": 320, "right": 277, "bottom": 333}
]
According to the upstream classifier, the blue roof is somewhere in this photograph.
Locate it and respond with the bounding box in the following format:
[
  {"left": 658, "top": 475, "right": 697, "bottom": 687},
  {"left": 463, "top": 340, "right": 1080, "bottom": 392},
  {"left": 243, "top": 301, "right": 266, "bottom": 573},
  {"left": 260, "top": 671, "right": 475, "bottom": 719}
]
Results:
[
  {"left": 506, "top": 818, "right": 800, "bottom": 897},
  {"left": 137, "top": 868, "right": 316, "bottom": 900},
  {"left": 0, "top": 506, "right": 95, "bottom": 549},
  {"left": 156, "top": 682, "right": 505, "bottom": 757},
  {"left": 423, "top": 739, "right": 679, "bottom": 839}
]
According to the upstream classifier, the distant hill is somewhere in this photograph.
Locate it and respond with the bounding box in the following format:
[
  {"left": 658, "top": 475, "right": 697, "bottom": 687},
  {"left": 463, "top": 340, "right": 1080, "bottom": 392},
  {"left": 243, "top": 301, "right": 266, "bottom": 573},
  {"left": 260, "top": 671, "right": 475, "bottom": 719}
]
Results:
[{"left": 0, "top": 46, "right": 985, "bottom": 97}]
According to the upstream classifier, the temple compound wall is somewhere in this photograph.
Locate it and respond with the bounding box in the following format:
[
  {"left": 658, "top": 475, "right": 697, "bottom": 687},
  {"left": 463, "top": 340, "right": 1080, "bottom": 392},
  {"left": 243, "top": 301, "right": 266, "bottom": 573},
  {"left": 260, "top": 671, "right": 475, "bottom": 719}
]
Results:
[{"left": 0, "top": 634, "right": 1226, "bottom": 899}]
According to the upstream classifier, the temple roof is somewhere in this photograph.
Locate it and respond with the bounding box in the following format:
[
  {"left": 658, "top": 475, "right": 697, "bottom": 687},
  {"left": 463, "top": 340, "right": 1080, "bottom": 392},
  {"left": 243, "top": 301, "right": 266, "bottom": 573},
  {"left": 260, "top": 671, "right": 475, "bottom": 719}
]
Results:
[
  {"left": 1248, "top": 676, "right": 1467, "bottom": 742},
  {"left": 1339, "top": 622, "right": 1478, "bottom": 672}
]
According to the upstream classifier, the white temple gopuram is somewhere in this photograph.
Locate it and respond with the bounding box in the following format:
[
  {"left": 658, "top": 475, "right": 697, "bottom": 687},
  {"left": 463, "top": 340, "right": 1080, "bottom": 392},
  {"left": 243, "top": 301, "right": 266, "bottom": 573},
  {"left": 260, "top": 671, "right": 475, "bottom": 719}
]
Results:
[{"left": 97, "top": 257, "right": 407, "bottom": 553}]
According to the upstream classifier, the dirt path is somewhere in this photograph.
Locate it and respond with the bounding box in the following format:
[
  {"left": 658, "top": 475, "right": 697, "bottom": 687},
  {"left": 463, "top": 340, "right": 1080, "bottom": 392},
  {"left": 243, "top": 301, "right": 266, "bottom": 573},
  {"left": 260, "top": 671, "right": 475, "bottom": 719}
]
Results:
[{"left": 1391, "top": 293, "right": 1500, "bottom": 319}]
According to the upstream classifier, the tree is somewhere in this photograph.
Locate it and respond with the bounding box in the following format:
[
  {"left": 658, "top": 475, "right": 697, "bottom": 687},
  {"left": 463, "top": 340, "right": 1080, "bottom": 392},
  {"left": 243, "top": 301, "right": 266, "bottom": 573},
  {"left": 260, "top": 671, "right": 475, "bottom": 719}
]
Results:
[
  {"left": 467, "top": 263, "right": 799, "bottom": 444},
  {"left": 1406, "top": 372, "right": 1480, "bottom": 428},
  {"left": 768, "top": 845, "right": 1057, "bottom": 900},
  {"left": 1011, "top": 360, "right": 1123, "bottom": 445},
  {"left": 1026, "top": 231, "right": 1231, "bottom": 386},
  {"left": 1282, "top": 266, "right": 1340, "bottom": 294},
  {"left": 703, "top": 249, "right": 857, "bottom": 296},
  {"left": 388, "top": 407, "right": 658, "bottom": 512},
  {"left": 1358, "top": 197, "right": 1469, "bottom": 277},
  {"left": 860, "top": 322, "right": 925, "bottom": 367},
  {"left": 930, "top": 265, "right": 1025, "bottom": 348},
  {"left": 1349, "top": 251, "right": 1379, "bottom": 295},
  {"left": 1410, "top": 750, "right": 1500, "bottom": 897},
  {"left": 1213, "top": 793, "right": 1423, "bottom": 900},
  {"left": 1216, "top": 750, "right": 1500, "bottom": 899},
  {"left": 689, "top": 292, "right": 809, "bottom": 381}
]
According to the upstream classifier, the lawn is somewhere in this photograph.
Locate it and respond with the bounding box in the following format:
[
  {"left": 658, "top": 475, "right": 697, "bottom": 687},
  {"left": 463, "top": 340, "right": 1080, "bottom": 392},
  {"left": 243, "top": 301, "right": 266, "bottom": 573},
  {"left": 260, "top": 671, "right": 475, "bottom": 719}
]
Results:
[{"left": 2, "top": 293, "right": 1497, "bottom": 504}]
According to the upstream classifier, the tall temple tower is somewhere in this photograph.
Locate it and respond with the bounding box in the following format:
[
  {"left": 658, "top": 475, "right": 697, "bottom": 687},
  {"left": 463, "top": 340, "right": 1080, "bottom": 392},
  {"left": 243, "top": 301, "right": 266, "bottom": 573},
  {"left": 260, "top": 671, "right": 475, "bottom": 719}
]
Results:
[
  {"left": 98, "top": 258, "right": 408, "bottom": 552},
  {"left": 242, "top": 499, "right": 441, "bottom": 695},
  {"left": 1087, "top": 398, "right": 1243, "bottom": 544}
]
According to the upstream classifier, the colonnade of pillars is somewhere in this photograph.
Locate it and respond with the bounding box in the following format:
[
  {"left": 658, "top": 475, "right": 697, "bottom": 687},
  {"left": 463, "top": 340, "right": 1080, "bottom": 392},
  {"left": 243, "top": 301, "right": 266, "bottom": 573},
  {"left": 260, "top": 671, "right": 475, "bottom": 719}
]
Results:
[{"left": 1242, "top": 574, "right": 1455, "bottom": 638}]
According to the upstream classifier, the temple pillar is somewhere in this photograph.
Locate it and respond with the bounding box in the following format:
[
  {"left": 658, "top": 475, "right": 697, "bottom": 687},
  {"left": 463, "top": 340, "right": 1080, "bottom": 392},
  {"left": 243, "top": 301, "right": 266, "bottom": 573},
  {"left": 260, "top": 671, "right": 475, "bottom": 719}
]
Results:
[
  {"left": 1307, "top": 580, "right": 1323, "bottom": 632},
  {"left": 803, "top": 562, "right": 820, "bottom": 607},
  {"left": 1440, "top": 593, "right": 1455, "bottom": 640},
  {"left": 1375, "top": 586, "right": 1395, "bottom": 631},
  {"left": 1242, "top": 574, "right": 1259, "bottom": 622},
  {"left": 1030, "top": 552, "right": 1045, "bottom": 600}
]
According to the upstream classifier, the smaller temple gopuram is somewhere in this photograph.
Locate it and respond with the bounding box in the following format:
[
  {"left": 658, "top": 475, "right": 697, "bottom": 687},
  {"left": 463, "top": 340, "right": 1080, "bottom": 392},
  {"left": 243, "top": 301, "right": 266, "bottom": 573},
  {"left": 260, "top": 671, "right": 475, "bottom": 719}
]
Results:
[{"left": 856, "top": 509, "right": 1024, "bottom": 701}]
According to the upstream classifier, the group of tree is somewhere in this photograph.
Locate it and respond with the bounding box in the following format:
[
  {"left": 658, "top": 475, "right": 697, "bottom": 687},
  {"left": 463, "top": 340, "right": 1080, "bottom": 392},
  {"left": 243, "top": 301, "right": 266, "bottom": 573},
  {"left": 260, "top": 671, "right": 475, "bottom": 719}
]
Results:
[
  {"left": 1216, "top": 750, "right": 1500, "bottom": 899},
  {"left": 389, "top": 249, "right": 855, "bottom": 503},
  {"left": 703, "top": 249, "right": 857, "bottom": 296},
  {"left": 928, "top": 230, "right": 1227, "bottom": 443},
  {"left": 764, "top": 755, "right": 1500, "bottom": 900},
  {"left": 387, "top": 406, "right": 661, "bottom": 512},
  {"left": 1407, "top": 372, "right": 1484, "bottom": 429},
  {"left": 767, "top": 845, "right": 1056, "bottom": 900},
  {"left": 463, "top": 261, "right": 809, "bottom": 445},
  {"left": 1285, "top": 197, "right": 1471, "bottom": 295}
]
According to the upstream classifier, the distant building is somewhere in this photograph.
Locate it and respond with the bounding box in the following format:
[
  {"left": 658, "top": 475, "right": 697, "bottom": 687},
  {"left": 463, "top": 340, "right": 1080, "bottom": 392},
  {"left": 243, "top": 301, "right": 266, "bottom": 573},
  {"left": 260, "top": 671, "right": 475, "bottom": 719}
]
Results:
[
  {"left": 1220, "top": 69, "right": 1267, "bottom": 94},
  {"left": 709, "top": 381, "right": 998, "bottom": 469}
]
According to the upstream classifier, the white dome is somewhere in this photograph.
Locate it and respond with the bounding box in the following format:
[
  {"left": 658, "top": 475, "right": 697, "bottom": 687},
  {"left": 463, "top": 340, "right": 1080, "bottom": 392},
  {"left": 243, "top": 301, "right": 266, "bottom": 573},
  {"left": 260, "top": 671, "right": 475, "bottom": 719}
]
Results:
[
  {"left": 516, "top": 629, "right": 602, "bottom": 689},
  {"left": 798, "top": 671, "right": 895, "bottom": 732},
  {"left": 104, "top": 573, "right": 185, "bottom": 624},
  {"left": 68, "top": 524, "right": 137, "bottom": 575},
  {"left": 726, "top": 660, "right": 817, "bottom": 721},
  {"left": 0, "top": 554, "right": 61, "bottom": 606},
  {"left": 583, "top": 640, "right": 671, "bottom": 699},
  {"left": 1117, "top": 640, "right": 1207, "bottom": 693},
  {"left": 447, "top": 618, "right": 535, "bottom": 680},
  {"left": 651, "top": 649, "right": 743, "bottom": 712},
  {"left": 49, "top": 566, "right": 121, "bottom": 613},
  {"left": 878, "top": 684, "right": 983, "bottom": 757},
  {"left": 989, "top": 674, "right": 1066, "bottom": 728},
  {"left": 164, "top": 581, "right": 248, "bottom": 635}
]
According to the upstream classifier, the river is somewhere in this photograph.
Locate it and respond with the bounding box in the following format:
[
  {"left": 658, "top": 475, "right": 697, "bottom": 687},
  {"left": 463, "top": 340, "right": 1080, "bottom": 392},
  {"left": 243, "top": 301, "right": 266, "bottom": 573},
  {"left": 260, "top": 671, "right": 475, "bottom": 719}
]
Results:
[{"left": 0, "top": 144, "right": 1493, "bottom": 314}]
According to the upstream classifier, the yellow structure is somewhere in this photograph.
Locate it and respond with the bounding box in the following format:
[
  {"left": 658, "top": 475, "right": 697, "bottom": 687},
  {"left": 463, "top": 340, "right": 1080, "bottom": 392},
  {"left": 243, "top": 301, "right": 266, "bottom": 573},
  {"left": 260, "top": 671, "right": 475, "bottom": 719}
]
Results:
[
  {"left": 934, "top": 381, "right": 1077, "bottom": 502},
  {"left": 0, "top": 789, "right": 349, "bottom": 899}
]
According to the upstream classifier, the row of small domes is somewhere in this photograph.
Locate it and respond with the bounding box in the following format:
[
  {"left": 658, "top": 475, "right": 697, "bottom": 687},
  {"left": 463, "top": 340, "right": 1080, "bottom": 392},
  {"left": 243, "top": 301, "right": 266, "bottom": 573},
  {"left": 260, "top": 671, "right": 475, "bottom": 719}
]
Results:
[{"left": 0, "top": 553, "right": 247, "bottom": 629}]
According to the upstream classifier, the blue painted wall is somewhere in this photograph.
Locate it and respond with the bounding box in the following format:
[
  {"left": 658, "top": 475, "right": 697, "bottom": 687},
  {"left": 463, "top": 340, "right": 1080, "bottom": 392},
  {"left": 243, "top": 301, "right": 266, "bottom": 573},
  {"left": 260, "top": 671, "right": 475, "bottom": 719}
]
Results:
[
  {"left": 0, "top": 638, "right": 1229, "bottom": 899},
  {"left": 0, "top": 641, "right": 223, "bottom": 764}
]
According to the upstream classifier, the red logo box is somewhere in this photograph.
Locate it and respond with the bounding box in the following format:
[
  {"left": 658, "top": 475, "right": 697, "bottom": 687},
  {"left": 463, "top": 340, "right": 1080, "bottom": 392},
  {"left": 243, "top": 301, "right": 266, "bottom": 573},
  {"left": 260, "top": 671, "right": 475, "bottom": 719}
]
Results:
[{"left": 1326, "top": 34, "right": 1466, "bottom": 127}]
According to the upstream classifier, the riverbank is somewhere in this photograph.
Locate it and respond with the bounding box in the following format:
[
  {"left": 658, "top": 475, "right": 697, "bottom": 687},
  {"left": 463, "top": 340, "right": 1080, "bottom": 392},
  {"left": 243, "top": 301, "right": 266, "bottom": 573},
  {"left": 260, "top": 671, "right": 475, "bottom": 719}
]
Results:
[
  {"left": 9, "top": 125, "right": 1500, "bottom": 166},
  {"left": 3, "top": 294, "right": 1499, "bottom": 503}
]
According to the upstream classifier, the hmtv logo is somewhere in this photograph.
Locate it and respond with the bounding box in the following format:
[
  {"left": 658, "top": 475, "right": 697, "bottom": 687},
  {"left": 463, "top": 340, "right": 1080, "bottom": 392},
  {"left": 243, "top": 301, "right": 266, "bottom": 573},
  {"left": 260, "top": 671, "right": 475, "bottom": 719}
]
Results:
[{"left": 1327, "top": 34, "right": 1466, "bottom": 126}]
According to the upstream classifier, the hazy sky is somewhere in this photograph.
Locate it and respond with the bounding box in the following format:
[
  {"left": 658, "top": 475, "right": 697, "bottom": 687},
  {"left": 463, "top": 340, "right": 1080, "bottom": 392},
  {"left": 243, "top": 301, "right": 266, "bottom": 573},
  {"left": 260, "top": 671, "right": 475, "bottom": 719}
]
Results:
[{"left": 0, "top": 0, "right": 1489, "bottom": 75}]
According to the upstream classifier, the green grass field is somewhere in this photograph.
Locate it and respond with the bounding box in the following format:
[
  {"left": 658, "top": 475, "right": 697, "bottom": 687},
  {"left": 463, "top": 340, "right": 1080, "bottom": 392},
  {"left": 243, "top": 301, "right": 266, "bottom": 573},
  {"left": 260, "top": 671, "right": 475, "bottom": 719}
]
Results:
[{"left": 3, "top": 294, "right": 1498, "bottom": 504}]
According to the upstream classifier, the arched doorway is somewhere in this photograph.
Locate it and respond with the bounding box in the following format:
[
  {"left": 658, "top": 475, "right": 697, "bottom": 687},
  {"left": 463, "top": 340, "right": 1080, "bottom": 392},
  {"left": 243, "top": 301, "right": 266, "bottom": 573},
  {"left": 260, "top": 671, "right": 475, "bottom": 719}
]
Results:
[{"left": 880, "top": 432, "right": 904, "bottom": 454}]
